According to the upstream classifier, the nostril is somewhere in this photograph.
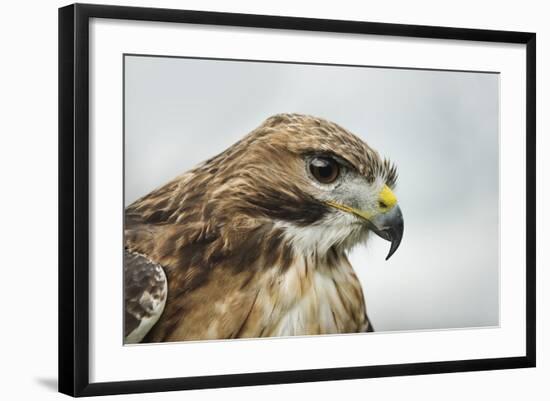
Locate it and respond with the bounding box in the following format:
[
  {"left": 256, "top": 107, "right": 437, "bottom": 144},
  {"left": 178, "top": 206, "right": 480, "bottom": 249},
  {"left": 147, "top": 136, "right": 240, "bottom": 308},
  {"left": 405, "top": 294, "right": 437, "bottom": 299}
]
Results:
[{"left": 379, "top": 201, "right": 387, "bottom": 209}]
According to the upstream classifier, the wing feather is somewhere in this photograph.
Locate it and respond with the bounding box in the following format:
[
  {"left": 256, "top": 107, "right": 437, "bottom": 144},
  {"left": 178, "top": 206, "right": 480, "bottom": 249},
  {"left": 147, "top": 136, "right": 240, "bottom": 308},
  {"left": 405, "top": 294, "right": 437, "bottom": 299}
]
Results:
[{"left": 124, "top": 251, "right": 168, "bottom": 344}]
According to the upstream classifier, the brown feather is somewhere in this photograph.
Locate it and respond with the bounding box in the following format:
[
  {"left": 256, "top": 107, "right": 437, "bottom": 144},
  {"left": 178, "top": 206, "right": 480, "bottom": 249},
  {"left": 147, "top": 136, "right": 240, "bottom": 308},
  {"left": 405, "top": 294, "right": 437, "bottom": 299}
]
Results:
[{"left": 125, "top": 114, "right": 392, "bottom": 342}]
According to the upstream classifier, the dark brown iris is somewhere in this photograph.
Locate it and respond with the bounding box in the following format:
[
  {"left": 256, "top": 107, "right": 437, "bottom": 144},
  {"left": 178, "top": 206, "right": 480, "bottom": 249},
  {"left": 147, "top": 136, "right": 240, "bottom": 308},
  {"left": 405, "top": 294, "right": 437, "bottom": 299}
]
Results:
[{"left": 309, "top": 156, "right": 340, "bottom": 184}]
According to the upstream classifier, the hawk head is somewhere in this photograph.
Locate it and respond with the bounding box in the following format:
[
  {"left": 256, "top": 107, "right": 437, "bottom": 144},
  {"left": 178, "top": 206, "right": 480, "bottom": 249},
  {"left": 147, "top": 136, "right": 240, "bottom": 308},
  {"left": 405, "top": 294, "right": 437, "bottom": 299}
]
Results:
[
  {"left": 232, "top": 113, "right": 404, "bottom": 260},
  {"left": 129, "top": 113, "right": 403, "bottom": 262},
  {"left": 207, "top": 113, "right": 402, "bottom": 259}
]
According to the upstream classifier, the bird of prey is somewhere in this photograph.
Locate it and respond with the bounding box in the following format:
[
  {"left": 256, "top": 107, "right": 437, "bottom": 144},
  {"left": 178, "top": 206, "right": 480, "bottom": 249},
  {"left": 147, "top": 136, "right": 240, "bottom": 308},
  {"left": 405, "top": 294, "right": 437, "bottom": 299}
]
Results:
[{"left": 124, "top": 113, "right": 403, "bottom": 343}]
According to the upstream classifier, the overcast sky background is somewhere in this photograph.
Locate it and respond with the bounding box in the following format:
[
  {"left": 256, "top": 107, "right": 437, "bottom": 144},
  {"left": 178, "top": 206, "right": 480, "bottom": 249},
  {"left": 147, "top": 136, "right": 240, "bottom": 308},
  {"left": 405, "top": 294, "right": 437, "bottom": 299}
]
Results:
[{"left": 124, "top": 55, "right": 499, "bottom": 332}]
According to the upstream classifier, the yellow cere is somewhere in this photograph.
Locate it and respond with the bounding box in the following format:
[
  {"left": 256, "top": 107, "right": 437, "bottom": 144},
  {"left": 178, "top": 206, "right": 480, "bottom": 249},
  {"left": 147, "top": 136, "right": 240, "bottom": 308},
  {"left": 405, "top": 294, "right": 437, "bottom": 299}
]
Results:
[
  {"left": 325, "top": 185, "right": 397, "bottom": 220},
  {"left": 378, "top": 185, "right": 397, "bottom": 210}
]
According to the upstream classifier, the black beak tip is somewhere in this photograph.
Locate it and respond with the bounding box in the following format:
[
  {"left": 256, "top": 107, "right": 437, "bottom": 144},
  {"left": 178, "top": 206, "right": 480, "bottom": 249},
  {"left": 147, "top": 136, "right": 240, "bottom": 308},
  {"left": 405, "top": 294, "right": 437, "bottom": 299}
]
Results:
[
  {"left": 367, "top": 205, "right": 404, "bottom": 261},
  {"left": 385, "top": 240, "right": 400, "bottom": 260},
  {"left": 384, "top": 222, "right": 404, "bottom": 261}
]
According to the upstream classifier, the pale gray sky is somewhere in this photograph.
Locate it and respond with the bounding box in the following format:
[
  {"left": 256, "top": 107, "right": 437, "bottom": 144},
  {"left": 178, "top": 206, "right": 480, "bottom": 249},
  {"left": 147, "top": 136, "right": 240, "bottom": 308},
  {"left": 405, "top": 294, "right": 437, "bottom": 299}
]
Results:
[{"left": 124, "top": 55, "right": 499, "bottom": 332}]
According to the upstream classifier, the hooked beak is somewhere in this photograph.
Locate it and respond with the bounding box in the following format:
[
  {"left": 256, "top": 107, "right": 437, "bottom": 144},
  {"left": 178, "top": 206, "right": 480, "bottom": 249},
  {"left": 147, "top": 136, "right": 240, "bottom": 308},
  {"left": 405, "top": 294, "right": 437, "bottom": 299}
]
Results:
[
  {"left": 367, "top": 205, "right": 404, "bottom": 260},
  {"left": 325, "top": 199, "right": 404, "bottom": 260}
]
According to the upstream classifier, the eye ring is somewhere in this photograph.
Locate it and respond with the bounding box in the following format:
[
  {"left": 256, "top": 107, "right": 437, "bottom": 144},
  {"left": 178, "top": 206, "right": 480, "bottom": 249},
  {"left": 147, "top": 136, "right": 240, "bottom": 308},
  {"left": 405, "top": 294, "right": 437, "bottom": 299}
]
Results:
[{"left": 309, "top": 156, "right": 340, "bottom": 184}]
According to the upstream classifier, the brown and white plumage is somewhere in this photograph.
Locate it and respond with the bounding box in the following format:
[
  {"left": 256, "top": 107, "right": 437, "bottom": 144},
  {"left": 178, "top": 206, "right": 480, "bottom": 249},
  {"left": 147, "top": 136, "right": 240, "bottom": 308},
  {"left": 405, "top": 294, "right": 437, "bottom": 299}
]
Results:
[
  {"left": 124, "top": 252, "right": 167, "bottom": 343},
  {"left": 124, "top": 113, "right": 403, "bottom": 343}
]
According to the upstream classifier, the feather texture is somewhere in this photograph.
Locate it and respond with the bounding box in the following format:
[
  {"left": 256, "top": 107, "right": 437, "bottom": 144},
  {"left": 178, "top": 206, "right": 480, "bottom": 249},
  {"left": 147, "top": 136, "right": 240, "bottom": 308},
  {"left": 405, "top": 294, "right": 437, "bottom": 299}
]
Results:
[{"left": 124, "top": 113, "right": 396, "bottom": 342}]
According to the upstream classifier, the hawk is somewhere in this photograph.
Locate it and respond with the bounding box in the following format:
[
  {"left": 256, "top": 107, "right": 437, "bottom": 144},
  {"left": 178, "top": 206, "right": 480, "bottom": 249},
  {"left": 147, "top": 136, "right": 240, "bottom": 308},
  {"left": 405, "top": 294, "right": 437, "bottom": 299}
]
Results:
[{"left": 124, "top": 113, "right": 403, "bottom": 343}]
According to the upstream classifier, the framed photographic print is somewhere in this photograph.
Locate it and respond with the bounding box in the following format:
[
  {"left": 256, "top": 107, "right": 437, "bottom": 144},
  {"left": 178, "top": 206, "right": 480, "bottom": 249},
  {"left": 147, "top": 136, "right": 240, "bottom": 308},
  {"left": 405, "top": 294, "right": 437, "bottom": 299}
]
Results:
[{"left": 58, "top": 3, "right": 536, "bottom": 397}]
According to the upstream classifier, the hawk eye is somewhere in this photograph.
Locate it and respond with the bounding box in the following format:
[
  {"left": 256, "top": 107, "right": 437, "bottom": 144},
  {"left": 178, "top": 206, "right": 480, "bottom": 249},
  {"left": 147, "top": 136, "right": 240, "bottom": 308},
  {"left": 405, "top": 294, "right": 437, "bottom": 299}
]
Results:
[{"left": 309, "top": 156, "right": 340, "bottom": 184}]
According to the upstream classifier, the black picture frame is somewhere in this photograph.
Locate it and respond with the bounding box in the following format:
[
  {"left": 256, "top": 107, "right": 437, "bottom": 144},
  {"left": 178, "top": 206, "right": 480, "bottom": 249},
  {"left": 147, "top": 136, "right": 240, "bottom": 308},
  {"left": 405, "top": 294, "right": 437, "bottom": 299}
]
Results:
[{"left": 58, "top": 3, "right": 536, "bottom": 397}]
